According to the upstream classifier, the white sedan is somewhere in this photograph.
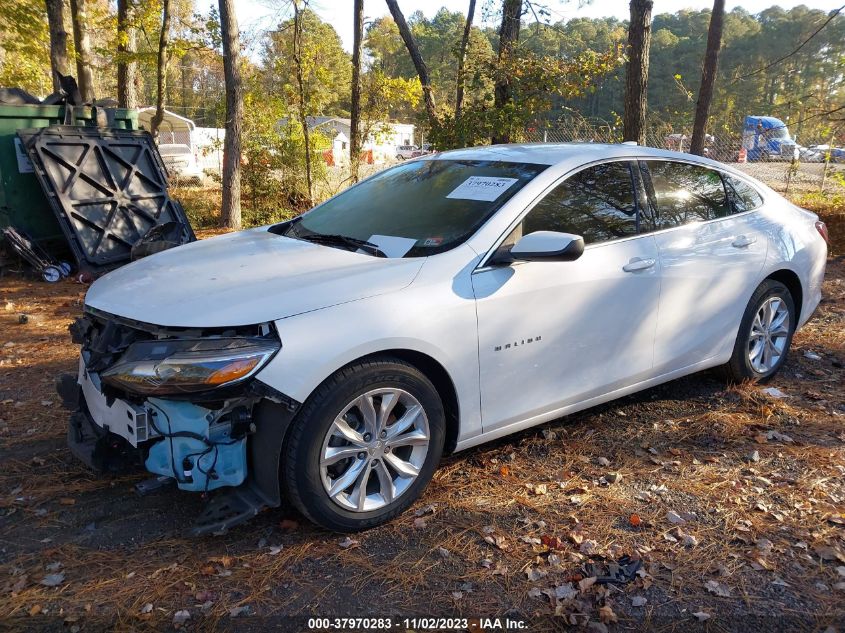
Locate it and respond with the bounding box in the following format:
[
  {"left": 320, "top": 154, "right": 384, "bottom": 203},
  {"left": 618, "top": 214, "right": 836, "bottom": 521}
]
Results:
[{"left": 62, "top": 144, "right": 828, "bottom": 533}]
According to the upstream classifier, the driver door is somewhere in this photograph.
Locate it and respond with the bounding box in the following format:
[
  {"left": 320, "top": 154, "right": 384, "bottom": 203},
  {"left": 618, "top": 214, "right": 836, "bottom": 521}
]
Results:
[{"left": 471, "top": 160, "right": 661, "bottom": 433}]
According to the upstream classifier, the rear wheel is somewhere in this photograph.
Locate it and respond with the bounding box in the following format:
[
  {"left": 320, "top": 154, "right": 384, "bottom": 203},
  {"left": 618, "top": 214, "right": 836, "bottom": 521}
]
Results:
[
  {"left": 723, "top": 279, "right": 796, "bottom": 382},
  {"left": 283, "top": 358, "right": 445, "bottom": 531}
]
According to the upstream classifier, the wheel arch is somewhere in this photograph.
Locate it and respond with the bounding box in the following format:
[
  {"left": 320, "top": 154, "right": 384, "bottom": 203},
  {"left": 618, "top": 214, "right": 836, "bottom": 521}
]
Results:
[
  {"left": 343, "top": 349, "right": 461, "bottom": 454},
  {"left": 765, "top": 268, "right": 803, "bottom": 323}
]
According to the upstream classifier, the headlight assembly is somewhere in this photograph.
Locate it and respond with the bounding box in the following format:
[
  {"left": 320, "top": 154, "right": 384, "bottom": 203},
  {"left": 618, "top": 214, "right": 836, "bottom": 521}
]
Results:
[{"left": 100, "top": 337, "right": 279, "bottom": 396}]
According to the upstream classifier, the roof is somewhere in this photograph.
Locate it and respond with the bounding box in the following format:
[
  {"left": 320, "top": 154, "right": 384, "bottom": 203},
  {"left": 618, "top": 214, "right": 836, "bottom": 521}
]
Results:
[
  {"left": 431, "top": 142, "right": 723, "bottom": 166},
  {"left": 136, "top": 107, "right": 196, "bottom": 130}
]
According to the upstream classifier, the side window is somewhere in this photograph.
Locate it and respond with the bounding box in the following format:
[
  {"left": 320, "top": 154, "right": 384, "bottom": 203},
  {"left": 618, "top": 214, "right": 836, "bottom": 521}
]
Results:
[
  {"left": 522, "top": 162, "right": 638, "bottom": 244},
  {"left": 642, "top": 161, "right": 730, "bottom": 229},
  {"left": 723, "top": 174, "right": 764, "bottom": 214}
]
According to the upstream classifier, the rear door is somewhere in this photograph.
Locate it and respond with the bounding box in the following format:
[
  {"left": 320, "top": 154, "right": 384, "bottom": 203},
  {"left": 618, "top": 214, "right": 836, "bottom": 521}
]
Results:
[
  {"left": 640, "top": 160, "right": 767, "bottom": 373},
  {"left": 472, "top": 160, "right": 661, "bottom": 433}
]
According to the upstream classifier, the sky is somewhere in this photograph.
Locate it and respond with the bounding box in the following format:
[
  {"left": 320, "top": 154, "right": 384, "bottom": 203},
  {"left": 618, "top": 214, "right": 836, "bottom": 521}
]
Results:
[{"left": 223, "top": 0, "right": 844, "bottom": 54}]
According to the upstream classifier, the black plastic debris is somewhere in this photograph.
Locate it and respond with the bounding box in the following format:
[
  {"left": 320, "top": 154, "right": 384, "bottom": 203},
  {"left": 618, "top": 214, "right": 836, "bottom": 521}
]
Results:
[
  {"left": 130, "top": 221, "right": 189, "bottom": 260},
  {"left": 17, "top": 126, "right": 195, "bottom": 274},
  {"left": 582, "top": 555, "right": 642, "bottom": 584}
]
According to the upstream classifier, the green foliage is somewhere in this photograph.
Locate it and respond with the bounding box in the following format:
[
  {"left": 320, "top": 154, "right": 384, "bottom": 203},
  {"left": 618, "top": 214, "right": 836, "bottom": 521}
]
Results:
[
  {"left": 237, "top": 83, "right": 329, "bottom": 225},
  {"left": 262, "top": 8, "right": 351, "bottom": 117},
  {"left": 0, "top": 0, "right": 51, "bottom": 95}
]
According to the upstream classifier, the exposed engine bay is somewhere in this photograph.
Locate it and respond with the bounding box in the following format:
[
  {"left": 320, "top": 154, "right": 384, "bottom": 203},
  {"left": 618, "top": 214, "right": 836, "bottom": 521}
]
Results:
[{"left": 57, "top": 308, "right": 300, "bottom": 535}]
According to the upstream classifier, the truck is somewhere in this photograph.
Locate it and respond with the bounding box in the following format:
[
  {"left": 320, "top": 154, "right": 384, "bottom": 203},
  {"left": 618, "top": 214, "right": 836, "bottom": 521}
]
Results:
[{"left": 742, "top": 116, "right": 798, "bottom": 162}]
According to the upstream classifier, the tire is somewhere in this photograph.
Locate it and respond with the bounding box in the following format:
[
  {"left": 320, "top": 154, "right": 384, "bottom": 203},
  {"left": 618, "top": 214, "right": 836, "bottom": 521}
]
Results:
[
  {"left": 723, "top": 279, "right": 796, "bottom": 383},
  {"left": 282, "top": 357, "right": 445, "bottom": 532}
]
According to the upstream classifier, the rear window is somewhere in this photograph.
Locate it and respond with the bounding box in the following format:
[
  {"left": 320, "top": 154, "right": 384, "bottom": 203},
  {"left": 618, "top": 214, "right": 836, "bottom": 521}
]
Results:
[
  {"left": 280, "top": 159, "right": 547, "bottom": 257},
  {"left": 641, "top": 160, "right": 730, "bottom": 228},
  {"left": 723, "top": 174, "right": 763, "bottom": 213}
]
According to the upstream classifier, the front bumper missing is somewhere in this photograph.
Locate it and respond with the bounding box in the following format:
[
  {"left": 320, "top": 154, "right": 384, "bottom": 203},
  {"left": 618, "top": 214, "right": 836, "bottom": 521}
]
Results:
[{"left": 58, "top": 359, "right": 301, "bottom": 535}]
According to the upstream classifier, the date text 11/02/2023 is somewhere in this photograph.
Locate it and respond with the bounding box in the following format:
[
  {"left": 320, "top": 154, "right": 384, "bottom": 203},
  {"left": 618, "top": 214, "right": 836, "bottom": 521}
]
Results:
[{"left": 306, "top": 617, "right": 529, "bottom": 630}]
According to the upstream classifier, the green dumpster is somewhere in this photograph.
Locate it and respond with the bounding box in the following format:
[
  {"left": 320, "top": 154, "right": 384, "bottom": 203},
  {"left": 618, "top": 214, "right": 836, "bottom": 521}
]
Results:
[{"left": 0, "top": 105, "right": 138, "bottom": 245}]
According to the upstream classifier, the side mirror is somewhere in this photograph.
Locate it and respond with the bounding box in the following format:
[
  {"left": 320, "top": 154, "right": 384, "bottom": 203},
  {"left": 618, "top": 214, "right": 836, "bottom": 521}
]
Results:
[{"left": 495, "top": 230, "right": 584, "bottom": 263}]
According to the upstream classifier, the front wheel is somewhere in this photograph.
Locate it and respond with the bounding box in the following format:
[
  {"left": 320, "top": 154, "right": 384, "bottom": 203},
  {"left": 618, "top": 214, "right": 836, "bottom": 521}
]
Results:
[
  {"left": 283, "top": 358, "right": 445, "bottom": 531},
  {"left": 723, "top": 279, "right": 796, "bottom": 382}
]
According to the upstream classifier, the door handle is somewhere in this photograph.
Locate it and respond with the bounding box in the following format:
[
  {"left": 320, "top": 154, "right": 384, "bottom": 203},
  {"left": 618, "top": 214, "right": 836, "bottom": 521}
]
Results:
[
  {"left": 732, "top": 235, "right": 757, "bottom": 248},
  {"left": 622, "top": 257, "right": 656, "bottom": 272}
]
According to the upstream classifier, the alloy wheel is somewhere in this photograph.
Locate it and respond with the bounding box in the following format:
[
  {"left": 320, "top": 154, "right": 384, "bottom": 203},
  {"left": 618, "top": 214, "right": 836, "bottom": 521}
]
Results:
[
  {"left": 747, "top": 296, "right": 791, "bottom": 373},
  {"left": 319, "top": 388, "right": 430, "bottom": 512}
]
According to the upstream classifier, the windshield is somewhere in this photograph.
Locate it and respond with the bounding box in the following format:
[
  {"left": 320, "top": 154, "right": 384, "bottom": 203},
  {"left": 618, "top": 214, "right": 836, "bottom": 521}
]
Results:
[
  {"left": 277, "top": 159, "right": 547, "bottom": 257},
  {"left": 765, "top": 126, "right": 790, "bottom": 140}
]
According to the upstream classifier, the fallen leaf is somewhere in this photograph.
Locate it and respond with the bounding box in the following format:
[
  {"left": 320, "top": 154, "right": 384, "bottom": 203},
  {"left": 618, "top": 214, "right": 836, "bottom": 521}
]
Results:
[
  {"left": 667, "top": 510, "right": 686, "bottom": 525},
  {"left": 499, "top": 465, "right": 510, "bottom": 477},
  {"left": 527, "top": 587, "right": 543, "bottom": 599},
  {"left": 414, "top": 504, "right": 436, "bottom": 517},
  {"left": 578, "top": 576, "right": 597, "bottom": 592},
  {"left": 173, "top": 610, "right": 190, "bottom": 627},
  {"left": 598, "top": 605, "right": 618, "bottom": 624},
  {"left": 705, "top": 580, "right": 731, "bottom": 597},
  {"left": 339, "top": 537, "right": 359, "bottom": 549},
  {"left": 58, "top": 498, "right": 76, "bottom": 506},
  {"left": 692, "top": 611, "right": 711, "bottom": 622},
  {"left": 268, "top": 545, "right": 283, "bottom": 555},
  {"left": 526, "top": 566, "right": 547, "bottom": 582},
  {"left": 437, "top": 547, "right": 450, "bottom": 558},
  {"left": 631, "top": 596, "right": 647, "bottom": 607},
  {"left": 629, "top": 514, "right": 642, "bottom": 527},
  {"left": 139, "top": 603, "right": 153, "bottom": 615},
  {"left": 413, "top": 517, "right": 427, "bottom": 528},
  {"left": 39, "top": 573, "right": 65, "bottom": 587},
  {"left": 229, "top": 605, "right": 252, "bottom": 617},
  {"left": 484, "top": 534, "right": 509, "bottom": 550},
  {"left": 28, "top": 605, "right": 41, "bottom": 617},
  {"left": 579, "top": 539, "right": 598, "bottom": 555},
  {"left": 815, "top": 546, "right": 845, "bottom": 563},
  {"left": 762, "top": 387, "right": 787, "bottom": 398}
]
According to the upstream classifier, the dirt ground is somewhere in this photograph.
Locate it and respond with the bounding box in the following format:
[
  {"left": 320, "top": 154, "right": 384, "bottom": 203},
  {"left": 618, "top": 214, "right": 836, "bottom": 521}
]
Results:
[{"left": 0, "top": 246, "right": 843, "bottom": 631}]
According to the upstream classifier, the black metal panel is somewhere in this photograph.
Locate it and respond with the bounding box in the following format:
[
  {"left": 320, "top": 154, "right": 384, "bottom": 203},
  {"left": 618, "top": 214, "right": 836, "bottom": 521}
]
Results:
[{"left": 18, "top": 126, "right": 194, "bottom": 272}]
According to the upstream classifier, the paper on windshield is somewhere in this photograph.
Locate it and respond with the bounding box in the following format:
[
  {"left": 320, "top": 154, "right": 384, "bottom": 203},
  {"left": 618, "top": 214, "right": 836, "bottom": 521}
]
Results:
[
  {"left": 446, "top": 176, "right": 519, "bottom": 202},
  {"left": 365, "top": 235, "right": 418, "bottom": 258}
]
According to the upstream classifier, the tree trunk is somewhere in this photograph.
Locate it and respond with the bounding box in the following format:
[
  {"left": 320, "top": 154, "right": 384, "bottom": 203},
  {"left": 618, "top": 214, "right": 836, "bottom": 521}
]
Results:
[
  {"left": 293, "top": 1, "right": 313, "bottom": 204},
  {"left": 45, "top": 0, "right": 70, "bottom": 93},
  {"left": 385, "top": 0, "right": 438, "bottom": 127},
  {"left": 69, "top": 0, "right": 95, "bottom": 101},
  {"left": 622, "top": 0, "right": 653, "bottom": 144},
  {"left": 116, "top": 0, "right": 137, "bottom": 109},
  {"left": 350, "top": 0, "right": 364, "bottom": 183},
  {"left": 219, "top": 0, "right": 243, "bottom": 229},
  {"left": 492, "top": 0, "right": 521, "bottom": 144},
  {"left": 454, "top": 0, "right": 476, "bottom": 121},
  {"left": 690, "top": 0, "right": 725, "bottom": 156},
  {"left": 150, "top": 0, "right": 171, "bottom": 139}
]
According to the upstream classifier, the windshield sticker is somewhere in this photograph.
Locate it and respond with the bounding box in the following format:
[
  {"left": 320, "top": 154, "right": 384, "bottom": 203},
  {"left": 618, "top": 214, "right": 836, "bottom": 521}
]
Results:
[
  {"left": 365, "top": 235, "right": 417, "bottom": 258},
  {"left": 446, "top": 176, "right": 519, "bottom": 202},
  {"left": 421, "top": 237, "right": 443, "bottom": 247}
]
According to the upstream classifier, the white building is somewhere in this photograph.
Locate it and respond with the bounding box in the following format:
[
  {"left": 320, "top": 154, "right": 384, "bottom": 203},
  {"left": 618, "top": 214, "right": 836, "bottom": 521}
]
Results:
[{"left": 280, "top": 116, "right": 416, "bottom": 165}]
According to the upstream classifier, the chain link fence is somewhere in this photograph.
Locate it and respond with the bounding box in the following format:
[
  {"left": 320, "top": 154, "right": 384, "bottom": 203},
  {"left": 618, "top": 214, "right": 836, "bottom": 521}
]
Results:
[{"left": 524, "top": 120, "right": 845, "bottom": 196}]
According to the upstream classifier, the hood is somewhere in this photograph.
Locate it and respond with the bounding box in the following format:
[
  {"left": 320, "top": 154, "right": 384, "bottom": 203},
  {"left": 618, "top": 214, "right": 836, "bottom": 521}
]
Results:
[{"left": 84, "top": 228, "right": 424, "bottom": 327}]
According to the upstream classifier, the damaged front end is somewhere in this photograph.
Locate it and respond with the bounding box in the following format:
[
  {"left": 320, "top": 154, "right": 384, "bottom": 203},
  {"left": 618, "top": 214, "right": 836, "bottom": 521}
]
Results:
[{"left": 57, "top": 308, "right": 300, "bottom": 535}]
